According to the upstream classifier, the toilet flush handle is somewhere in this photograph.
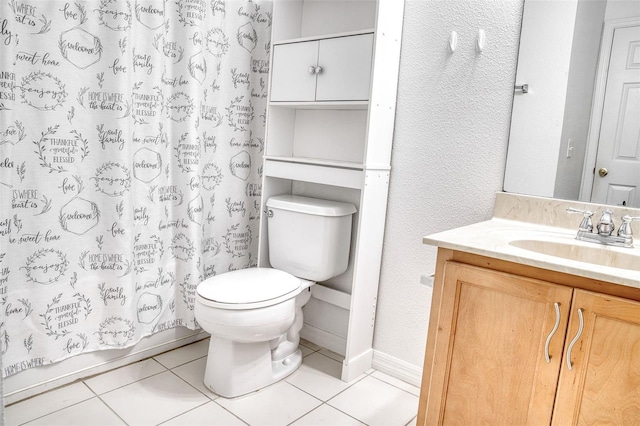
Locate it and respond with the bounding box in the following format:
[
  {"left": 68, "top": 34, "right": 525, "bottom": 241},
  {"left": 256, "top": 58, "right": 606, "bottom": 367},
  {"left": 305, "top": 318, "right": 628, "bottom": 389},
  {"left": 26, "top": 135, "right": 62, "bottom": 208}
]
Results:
[{"left": 264, "top": 209, "right": 274, "bottom": 218}]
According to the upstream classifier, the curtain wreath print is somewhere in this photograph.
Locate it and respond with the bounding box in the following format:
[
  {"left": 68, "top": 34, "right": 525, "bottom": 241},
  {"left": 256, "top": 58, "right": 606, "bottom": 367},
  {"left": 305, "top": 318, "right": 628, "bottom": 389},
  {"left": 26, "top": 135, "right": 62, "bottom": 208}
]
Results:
[{"left": 0, "top": 0, "right": 272, "bottom": 378}]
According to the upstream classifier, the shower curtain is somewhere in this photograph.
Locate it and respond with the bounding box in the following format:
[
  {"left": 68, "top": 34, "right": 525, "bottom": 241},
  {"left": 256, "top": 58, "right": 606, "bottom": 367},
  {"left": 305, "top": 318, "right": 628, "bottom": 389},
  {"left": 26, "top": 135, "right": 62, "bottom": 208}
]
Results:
[{"left": 0, "top": 0, "right": 271, "bottom": 378}]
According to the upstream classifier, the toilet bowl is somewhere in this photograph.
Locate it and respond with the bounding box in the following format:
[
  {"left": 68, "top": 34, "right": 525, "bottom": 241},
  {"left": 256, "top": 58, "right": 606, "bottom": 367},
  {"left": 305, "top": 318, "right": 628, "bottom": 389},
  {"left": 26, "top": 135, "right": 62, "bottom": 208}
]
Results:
[
  {"left": 195, "top": 268, "right": 313, "bottom": 398},
  {"left": 195, "top": 195, "right": 356, "bottom": 397}
]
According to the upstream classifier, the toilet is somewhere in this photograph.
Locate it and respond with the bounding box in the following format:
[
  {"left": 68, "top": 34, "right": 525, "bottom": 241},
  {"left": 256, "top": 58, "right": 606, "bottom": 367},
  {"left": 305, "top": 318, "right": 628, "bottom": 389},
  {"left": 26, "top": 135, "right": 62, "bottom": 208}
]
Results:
[{"left": 195, "top": 195, "right": 356, "bottom": 398}]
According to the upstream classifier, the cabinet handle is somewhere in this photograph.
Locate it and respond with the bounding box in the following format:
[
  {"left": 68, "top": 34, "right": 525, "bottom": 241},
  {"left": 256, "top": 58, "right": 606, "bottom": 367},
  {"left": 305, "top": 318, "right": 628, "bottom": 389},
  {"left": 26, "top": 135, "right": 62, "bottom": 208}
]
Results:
[
  {"left": 314, "top": 65, "right": 323, "bottom": 74},
  {"left": 544, "top": 302, "right": 561, "bottom": 363},
  {"left": 566, "top": 308, "right": 584, "bottom": 371},
  {"left": 308, "top": 66, "right": 316, "bottom": 74}
]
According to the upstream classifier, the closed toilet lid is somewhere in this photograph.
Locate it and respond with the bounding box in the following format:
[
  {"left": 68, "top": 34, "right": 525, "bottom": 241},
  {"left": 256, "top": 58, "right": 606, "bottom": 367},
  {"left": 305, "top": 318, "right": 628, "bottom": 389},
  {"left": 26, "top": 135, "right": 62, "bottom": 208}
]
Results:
[{"left": 197, "top": 268, "right": 301, "bottom": 307}]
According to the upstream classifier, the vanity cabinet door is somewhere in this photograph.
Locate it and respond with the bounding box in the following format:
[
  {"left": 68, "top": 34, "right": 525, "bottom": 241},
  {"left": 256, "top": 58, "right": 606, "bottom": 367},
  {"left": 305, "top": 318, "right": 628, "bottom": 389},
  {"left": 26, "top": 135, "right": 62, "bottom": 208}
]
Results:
[
  {"left": 552, "top": 290, "right": 640, "bottom": 425},
  {"left": 421, "top": 261, "right": 573, "bottom": 425}
]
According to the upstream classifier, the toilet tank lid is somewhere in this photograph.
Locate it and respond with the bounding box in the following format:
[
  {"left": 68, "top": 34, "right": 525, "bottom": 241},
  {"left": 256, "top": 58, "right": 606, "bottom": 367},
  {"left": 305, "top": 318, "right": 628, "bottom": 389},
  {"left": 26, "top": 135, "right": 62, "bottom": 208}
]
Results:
[
  {"left": 197, "top": 268, "right": 301, "bottom": 305},
  {"left": 267, "top": 195, "right": 356, "bottom": 217}
]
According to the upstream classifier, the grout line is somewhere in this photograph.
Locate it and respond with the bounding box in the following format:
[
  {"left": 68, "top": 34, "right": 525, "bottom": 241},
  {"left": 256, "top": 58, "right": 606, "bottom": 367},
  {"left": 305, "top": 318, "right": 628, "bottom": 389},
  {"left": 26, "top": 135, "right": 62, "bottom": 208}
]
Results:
[
  {"left": 153, "top": 354, "right": 207, "bottom": 370},
  {"left": 155, "top": 400, "right": 215, "bottom": 426},
  {"left": 91, "top": 392, "right": 130, "bottom": 426},
  {"left": 152, "top": 349, "right": 209, "bottom": 370},
  {"left": 405, "top": 415, "right": 418, "bottom": 426},
  {"left": 9, "top": 382, "right": 96, "bottom": 426},
  {"left": 211, "top": 399, "right": 251, "bottom": 425},
  {"left": 367, "top": 373, "right": 420, "bottom": 398},
  {"left": 166, "top": 368, "right": 217, "bottom": 401},
  {"left": 89, "top": 368, "right": 168, "bottom": 397},
  {"left": 285, "top": 401, "right": 325, "bottom": 426}
]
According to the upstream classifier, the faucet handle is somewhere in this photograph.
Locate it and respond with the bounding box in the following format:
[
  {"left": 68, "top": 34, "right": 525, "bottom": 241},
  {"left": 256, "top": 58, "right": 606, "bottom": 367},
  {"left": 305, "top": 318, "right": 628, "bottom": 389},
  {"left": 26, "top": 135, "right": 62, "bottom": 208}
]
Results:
[
  {"left": 566, "top": 207, "right": 594, "bottom": 232},
  {"left": 617, "top": 215, "right": 640, "bottom": 238},
  {"left": 596, "top": 209, "right": 615, "bottom": 236}
]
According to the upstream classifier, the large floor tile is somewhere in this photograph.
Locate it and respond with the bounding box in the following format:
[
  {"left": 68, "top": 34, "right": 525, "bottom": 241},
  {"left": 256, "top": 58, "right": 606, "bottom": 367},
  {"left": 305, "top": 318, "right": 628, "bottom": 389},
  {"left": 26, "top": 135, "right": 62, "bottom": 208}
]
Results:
[
  {"left": 84, "top": 358, "right": 166, "bottom": 395},
  {"left": 5, "top": 382, "right": 94, "bottom": 426},
  {"left": 22, "top": 397, "right": 125, "bottom": 426},
  {"left": 290, "top": 404, "right": 365, "bottom": 426},
  {"left": 327, "top": 375, "right": 419, "bottom": 426},
  {"left": 160, "top": 401, "right": 246, "bottom": 425},
  {"left": 154, "top": 339, "right": 210, "bottom": 369},
  {"left": 100, "top": 370, "right": 209, "bottom": 426},
  {"left": 300, "top": 339, "right": 322, "bottom": 352},
  {"left": 405, "top": 415, "right": 418, "bottom": 426},
  {"left": 318, "top": 348, "right": 344, "bottom": 362},
  {"left": 286, "top": 352, "right": 352, "bottom": 401},
  {"left": 300, "top": 344, "right": 316, "bottom": 357},
  {"left": 370, "top": 371, "right": 420, "bottom": 397},
  {"left": 171, "top": 357, "right": 218, "bottom": 399},
  {"left": 216, "top": 381, "right": 321, "bottom": 426}
]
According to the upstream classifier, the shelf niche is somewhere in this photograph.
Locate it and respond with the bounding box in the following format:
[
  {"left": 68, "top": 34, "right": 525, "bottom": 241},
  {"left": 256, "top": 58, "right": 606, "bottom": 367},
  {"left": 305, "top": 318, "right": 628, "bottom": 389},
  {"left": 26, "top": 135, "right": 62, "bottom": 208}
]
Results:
[{"left": 272, "top": 0, "right": 377, "bottom": 44}]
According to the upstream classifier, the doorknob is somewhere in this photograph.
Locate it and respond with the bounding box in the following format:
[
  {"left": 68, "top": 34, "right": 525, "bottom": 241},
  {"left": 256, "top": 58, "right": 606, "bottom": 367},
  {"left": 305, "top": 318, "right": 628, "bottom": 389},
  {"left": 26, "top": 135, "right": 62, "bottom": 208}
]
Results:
[{"left": 598, "top": 167, "right": 608, "bottom": 177}]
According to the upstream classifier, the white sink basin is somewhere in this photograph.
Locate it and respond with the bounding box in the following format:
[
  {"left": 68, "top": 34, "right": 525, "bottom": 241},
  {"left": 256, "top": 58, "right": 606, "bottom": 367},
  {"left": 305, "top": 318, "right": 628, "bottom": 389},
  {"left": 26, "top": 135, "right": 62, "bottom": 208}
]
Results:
[{"left": 509, "top": 238, "right": 640, "bottom": 272}]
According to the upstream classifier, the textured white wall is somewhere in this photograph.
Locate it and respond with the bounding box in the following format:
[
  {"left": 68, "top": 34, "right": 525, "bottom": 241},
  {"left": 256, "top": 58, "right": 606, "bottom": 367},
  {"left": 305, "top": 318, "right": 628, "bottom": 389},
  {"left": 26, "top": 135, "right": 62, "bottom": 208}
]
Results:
[{"left": 373, "top": 0, "right": 524, "bottom": 368}]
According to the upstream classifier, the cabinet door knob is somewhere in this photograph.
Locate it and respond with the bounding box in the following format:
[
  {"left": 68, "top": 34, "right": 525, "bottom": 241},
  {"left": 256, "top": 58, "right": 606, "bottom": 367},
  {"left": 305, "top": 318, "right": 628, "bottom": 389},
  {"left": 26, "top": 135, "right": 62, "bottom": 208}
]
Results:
[
  {"left": 308, "top": 66, "right": 316, "bottom": 74},
  {"left": 314, "top": 65, "right": 323, "bottom": 74},
  {"left": 566, "top": 308, "right": 584, "bottom": 371},
  {"left": 544, "top": 302, "right": 561, "bottom": 363}
]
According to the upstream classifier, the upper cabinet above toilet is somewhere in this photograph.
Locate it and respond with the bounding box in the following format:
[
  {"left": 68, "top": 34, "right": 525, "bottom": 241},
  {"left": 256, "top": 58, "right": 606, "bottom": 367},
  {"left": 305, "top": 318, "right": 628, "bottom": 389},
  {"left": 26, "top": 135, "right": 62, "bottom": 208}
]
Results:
[{"left": 270, "top": 33, "right": 374, "bottom": 102}]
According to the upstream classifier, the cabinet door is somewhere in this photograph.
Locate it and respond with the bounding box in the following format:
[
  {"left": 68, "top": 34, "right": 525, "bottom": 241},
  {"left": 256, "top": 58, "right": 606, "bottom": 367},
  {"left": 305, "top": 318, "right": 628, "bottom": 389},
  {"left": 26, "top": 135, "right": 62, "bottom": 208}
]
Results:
[
  {"left": 315, "top": 34, "right": 373, "bottom": 101},
  {"left": 425, "top": 262, "right": 573, "bottom": 425},
  {"left": 270, "top": 41, "right": 319, "bottom": 102},
  {"left": 552, "top": 290, "right": 640, "bottom": 425}
]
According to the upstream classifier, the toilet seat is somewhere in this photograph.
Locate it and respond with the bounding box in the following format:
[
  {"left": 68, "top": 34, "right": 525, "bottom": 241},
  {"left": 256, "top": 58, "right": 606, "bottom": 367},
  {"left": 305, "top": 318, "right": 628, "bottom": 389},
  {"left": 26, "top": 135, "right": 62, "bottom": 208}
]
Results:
[{"left": 197, "top": 268, "right": 301, "bottom": 310}]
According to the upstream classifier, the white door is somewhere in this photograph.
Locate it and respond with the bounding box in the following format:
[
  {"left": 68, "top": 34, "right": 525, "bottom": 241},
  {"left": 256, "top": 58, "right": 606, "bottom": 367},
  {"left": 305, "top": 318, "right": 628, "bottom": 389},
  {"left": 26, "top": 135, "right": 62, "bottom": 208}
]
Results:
[
  {"left": 315, "top": 34, "right": 374, "bottom": 101},
  {"left": 591, "top": 25, "right": 640, "bottom": 207},
  {"left": 270, "top": 41, "right": 319, "bottom": 102}
]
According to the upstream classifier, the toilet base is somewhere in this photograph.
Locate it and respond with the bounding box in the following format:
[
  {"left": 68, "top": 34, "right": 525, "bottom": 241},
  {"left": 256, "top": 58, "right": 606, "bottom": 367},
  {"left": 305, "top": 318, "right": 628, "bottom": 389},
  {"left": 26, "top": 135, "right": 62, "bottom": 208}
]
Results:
[{"left": 203, "top": 336, "right": 303, "bottom": 398}]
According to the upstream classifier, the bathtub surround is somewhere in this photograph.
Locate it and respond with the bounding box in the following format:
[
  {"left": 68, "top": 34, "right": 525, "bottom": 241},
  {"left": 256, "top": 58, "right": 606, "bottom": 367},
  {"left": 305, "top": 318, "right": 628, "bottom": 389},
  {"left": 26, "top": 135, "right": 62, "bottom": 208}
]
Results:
[{"left": 0, "top": 1, "right": 271, "bottom": 380}]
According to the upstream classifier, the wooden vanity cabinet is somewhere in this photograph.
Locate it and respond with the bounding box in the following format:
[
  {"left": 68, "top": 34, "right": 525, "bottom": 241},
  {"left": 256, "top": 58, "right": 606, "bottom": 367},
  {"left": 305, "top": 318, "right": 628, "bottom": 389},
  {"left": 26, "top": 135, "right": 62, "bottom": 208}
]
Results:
[
  {"left": 418, "top": 249, "right": 640, "bottom": 425},
  {"left": 553, "top": 290, "right": 640, "bottom": 425}
]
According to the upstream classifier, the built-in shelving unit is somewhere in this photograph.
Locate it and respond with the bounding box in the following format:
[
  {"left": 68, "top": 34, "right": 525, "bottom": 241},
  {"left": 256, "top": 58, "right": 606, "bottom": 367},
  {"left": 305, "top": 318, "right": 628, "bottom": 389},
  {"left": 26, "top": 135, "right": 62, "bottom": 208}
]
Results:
[{"left": 258, "top": 0, "right": 405, "bottom": 382}]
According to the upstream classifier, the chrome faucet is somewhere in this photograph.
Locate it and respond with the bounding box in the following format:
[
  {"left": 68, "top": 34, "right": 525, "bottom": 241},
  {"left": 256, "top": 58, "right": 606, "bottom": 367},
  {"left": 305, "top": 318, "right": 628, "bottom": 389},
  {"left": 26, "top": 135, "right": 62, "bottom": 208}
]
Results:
[
  {"left": 596, "top": 209, "right": 614, "bottom": 236},
  {"left": 566, "top": 207, "right": 639, "bottom": 248}
]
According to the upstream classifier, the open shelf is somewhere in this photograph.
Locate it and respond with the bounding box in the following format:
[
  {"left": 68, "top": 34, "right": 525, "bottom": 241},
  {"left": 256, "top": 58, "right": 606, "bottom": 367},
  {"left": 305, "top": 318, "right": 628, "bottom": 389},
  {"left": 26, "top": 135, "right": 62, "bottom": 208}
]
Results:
[
  {"left": 264, "top": 155, "right": 364, "bottom": 170},
  {"left": 271, "top": 1, "right": 376, "bottom": 44},
  {"left": 268, "top": 101, "right": 369, "bottom": 110},
  {"left": 273, "top": 29, "right": 375, "bottom": 46},
  {"left": 263, "top": 157, "right": 364, "bottom": 189}
]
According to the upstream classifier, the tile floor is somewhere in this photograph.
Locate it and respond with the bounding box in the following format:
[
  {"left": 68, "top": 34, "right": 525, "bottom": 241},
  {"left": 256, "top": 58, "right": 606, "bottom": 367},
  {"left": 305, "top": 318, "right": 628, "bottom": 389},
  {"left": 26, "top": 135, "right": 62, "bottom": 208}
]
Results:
[{"left": 5, "top": 339, "right": 420, "bottom": 426}]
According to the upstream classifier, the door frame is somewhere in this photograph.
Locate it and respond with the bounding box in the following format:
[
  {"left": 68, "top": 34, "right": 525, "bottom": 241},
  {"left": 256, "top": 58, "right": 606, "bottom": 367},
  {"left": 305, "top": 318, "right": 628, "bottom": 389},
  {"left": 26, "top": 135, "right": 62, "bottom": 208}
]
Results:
[{"left": 579, "top": 16, "right": 640, "bottom": 202}]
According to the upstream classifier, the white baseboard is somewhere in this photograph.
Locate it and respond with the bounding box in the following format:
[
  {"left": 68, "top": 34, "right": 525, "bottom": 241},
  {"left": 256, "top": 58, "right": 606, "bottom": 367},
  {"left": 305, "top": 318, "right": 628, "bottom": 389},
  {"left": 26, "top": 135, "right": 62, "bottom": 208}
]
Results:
[
  {"left": 301, "top": 325, "right": 422, "bottom": 388},
  {"left": 5, "top": 330, "right": 209, "bottom": 405},
  {"left": 300, "top": 324, "right": 346, "bottom": 356},
  {"left": 341, "top": 348, "right": 373, "bottom": 382},
  {"left": 372, "top": 350, "right": 422, "bottom": 388}
]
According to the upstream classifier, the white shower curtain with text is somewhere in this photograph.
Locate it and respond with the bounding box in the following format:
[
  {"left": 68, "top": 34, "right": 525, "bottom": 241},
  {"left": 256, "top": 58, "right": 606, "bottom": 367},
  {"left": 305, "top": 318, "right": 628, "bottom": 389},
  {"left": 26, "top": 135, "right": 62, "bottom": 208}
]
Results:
[{"left": 0, "top": 0, "right": 271, "bottom": 378}]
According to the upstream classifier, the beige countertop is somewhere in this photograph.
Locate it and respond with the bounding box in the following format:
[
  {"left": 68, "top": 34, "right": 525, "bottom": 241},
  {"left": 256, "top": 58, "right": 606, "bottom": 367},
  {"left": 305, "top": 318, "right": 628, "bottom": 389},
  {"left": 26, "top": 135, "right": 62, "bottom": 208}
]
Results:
[{"left": 423, "top": 193, "right": 640, "bottom": 289}]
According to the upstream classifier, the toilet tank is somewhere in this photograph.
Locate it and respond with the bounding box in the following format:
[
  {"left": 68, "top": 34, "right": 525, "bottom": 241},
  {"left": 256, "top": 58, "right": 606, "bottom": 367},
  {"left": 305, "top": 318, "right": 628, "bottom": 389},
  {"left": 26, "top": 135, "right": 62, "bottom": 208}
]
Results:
[{"left": 266, "top": 195, "right": 356, "bottom": 282}]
